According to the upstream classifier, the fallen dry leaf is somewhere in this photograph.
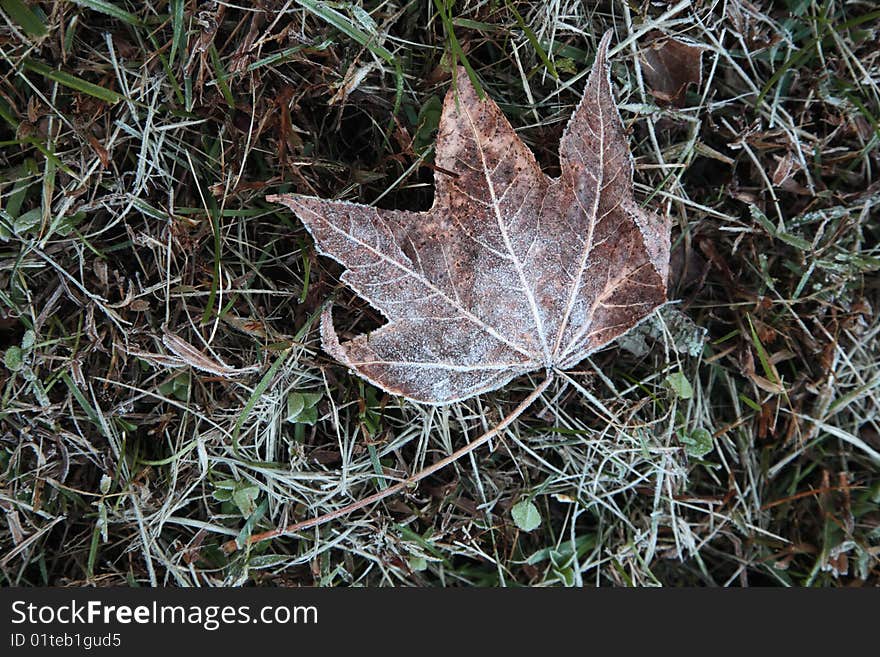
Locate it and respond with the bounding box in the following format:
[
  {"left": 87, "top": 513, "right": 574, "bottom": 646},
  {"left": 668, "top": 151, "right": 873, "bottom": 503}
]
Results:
[
  {"left": 640, "top": 33, "right": 704, "bottom": 108},
  {"left": 145, "top": 330, "right": 261, "bottom": 378},
  {"left": 270, "top": 32, "right": 671, "bottom": 404}
]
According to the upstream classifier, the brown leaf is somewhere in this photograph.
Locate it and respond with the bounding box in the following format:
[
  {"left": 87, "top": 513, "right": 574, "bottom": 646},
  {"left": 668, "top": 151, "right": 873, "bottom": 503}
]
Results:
[
  {"left": 269, "top": 32, "right": 671, "bottom": 404},
  {"left": 640, "top": 33, "right": 704, "bottom": 108},
  {"left": 771, "top": 151, "right": 802, "bottom": 187},
  {"left": 158, "top": 330, "right": 260, "bottom": 378}
]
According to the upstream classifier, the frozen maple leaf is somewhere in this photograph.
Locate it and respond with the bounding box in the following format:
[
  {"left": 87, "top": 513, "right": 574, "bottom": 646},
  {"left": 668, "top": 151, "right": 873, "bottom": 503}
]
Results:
[{"left": 269, "top": 32, "right": 671, "bottom": 404}]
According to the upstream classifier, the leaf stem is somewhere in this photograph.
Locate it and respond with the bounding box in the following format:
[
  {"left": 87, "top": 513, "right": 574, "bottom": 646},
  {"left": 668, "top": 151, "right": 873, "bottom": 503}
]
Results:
[{"left": 223, "top": 375, "right": 553, "bottom": 553}]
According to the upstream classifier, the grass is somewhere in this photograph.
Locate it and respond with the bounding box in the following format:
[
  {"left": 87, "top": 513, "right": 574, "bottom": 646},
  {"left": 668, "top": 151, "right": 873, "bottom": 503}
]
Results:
[{"left": 0, "top": 0, "right": 878, "bottom": 586}]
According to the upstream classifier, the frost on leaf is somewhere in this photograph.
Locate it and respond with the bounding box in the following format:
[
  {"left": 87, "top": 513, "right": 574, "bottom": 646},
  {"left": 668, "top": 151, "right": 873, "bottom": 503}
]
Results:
[{"left": 269, "top": 32, "right": 671, "bottom": 404}]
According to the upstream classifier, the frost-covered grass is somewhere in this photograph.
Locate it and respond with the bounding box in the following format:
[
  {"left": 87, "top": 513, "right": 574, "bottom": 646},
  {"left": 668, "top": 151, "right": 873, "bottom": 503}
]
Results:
[{"left": 0, "top": 0, "right": 878, "bottom": 586}]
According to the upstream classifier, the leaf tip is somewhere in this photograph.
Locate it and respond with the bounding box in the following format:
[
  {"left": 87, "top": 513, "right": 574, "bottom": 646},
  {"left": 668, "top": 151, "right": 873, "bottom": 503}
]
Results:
[
  {"left": 596, "top": 30, "right": 614, "bottom": 66},
  {"left": 267, "top": 193, "right": 314, "bottom": 215},
  {"left": 266, "top": 193, "right": 291, "bottom": 205}
]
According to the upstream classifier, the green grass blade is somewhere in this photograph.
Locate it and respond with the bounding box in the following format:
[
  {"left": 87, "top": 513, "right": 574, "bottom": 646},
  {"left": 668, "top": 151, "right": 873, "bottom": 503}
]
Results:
[
  {"left": 747, "top": 315, "right": 780, "bottom": 386},
  {"left": 61, "top": 372, "right": 101, "bottom": 429},
  {"left": 0, "top": 0, "right": 47, "bottom": 37},
  {"left": 69, "top": 0, "right": 141, "bottom": 26},
  {"left": 295, "top": 0, "right": 394, "bottom": 64},
  {"left": 503, "top": 0, "right": 558, "bottom": 79},
  {"left": 231, "top": 305, "right": 323, "bottom": 452},
  {"left": 208, "top": 44, "right": 235, "bottom": 109},
  {"left": 199, "top": 185, "right": 222, "bottom": 326},
  {"left": 22, "top": 59, "right": 122, "bottom": 104},
  {"left": 247, "top": 41, "right": 330, "bottom": 71},
  {"left": 169, "top": 0, "right": 185, "bottom": 66},
  {"left": 230, "top": 349, "right": 293, "bottom": 466},
  {"left": 432, "top": 0, "right": 484, "bottom": 99}
]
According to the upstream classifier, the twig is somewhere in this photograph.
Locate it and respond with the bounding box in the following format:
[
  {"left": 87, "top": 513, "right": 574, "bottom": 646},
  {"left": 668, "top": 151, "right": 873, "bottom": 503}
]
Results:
[{"left": 223, "top": 375, "right": 553, "bottom": 553}]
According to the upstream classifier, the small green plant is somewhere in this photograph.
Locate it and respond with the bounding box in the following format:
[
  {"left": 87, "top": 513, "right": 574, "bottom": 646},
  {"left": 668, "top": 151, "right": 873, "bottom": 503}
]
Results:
[
  {"left": 666, "top": 372, "right": 694, "bottom": 400},
  {"left": 3, "top": 329, "right": 48, "bottom": 406},
  {"left": 285, "top": 391, "right": 322, "bottom": 425},
  {"left": 158, "top": 373, "right": 191, "bottom": 402},
  {"left": 680, "top": 428, "right": 714, "bottom": 459},
  {"left": 511, "top": 499, "right": 542, "bottom": 532},
  {"left": 212, "top": 479, "right": 262, "bottom": 517}
]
